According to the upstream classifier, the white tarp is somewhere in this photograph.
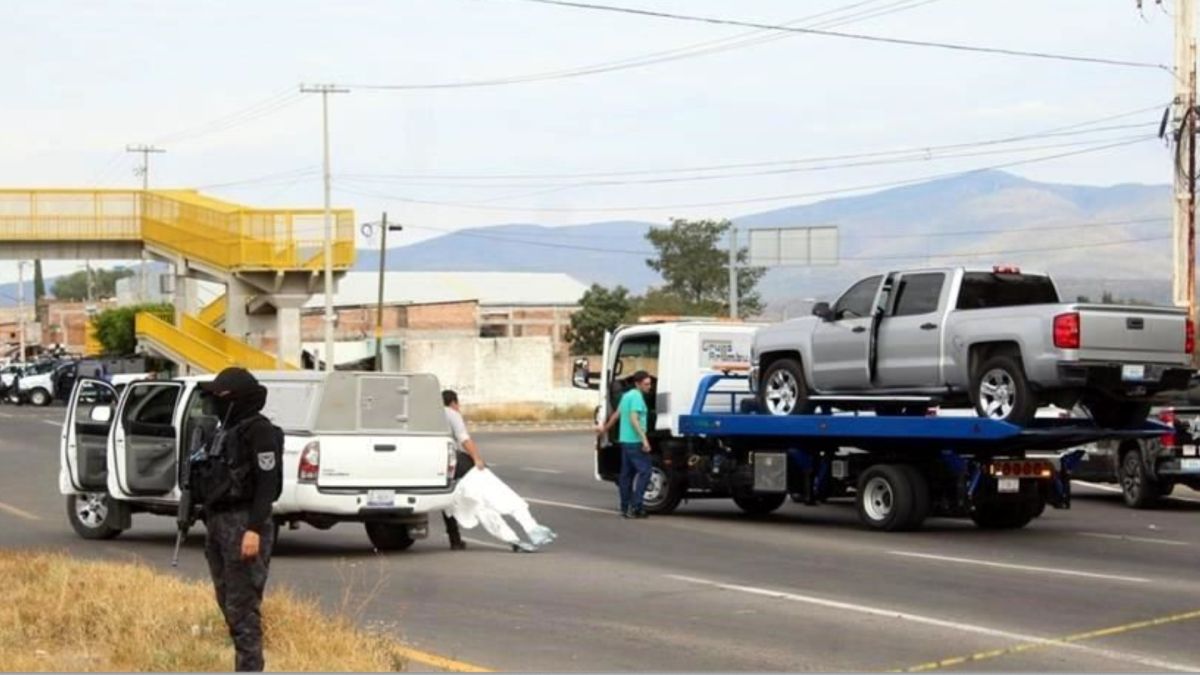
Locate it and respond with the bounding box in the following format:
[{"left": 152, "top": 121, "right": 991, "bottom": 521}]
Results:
[{"left": 448, "top": 468, "right": 556, "bottom": 551}]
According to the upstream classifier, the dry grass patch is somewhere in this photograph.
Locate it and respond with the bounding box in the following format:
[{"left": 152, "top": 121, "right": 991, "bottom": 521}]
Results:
[
  {"left": 465, "top": 403, "right": 594, "bottom": 423},
  {"left": 0, "top": 550, "right": 409, "bottom": 672}
]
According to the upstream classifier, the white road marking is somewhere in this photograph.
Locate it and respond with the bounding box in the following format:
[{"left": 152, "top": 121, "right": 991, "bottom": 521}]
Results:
[
  {"left": 461, "top": 537, "right": 516, "bottom": 552},
  {"left": 1079, "top": 532, "right": 1190, "bottom": 547},
  {"left": 888, "top": 551, "right": 1150, "bottom": 583},
  {"left": 522, "top": 467, "right": 563, "bottom": 475},
  {"left": 41, "top": 419, "right": 61, "bottom": 427},
  {"left": 667, "top": 574, "right": 1200, "bottom": 672},
  {"left": 1073, "top": 480, "right": 1122, "bottom": 493},
  {"left": 0, "top": 500, "right": 41, "bottom": 521},
  {"left": 525, "top": 497, "right": 617, "bottom": 515}
]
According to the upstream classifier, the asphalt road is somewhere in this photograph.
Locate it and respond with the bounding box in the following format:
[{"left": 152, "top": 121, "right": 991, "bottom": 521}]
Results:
[{"left": 3, "top": 404, "right": 1200, "bottom": 672}]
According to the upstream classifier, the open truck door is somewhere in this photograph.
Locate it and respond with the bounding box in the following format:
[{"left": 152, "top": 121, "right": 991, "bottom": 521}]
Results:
[
  {"left": 595, "top": 330, "right": 619, "bottom": 481},
  {"left": 61, "top": 378, "right": 126, "bottom": 539},
  {"left": 108, "top": 380, "right": 184, "bottom": 501}
]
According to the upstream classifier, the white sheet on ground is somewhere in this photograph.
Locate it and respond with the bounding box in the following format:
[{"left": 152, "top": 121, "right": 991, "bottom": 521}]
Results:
[{"left": 448, "top": 468, "right": 557, "bottom": 548}]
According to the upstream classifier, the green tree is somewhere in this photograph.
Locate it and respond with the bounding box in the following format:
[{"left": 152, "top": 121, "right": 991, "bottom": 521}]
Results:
[
  {"left": 645, "top": 218, "right": 766, "bottom": 316},
  {"left": 630, "top": 287, "right": 721, "bottom": 318},
  {"left": 565, "top": 284, "right": 632, "bottom": 355},
  {"left": 52, "top": 266, "right": 134, "bottom": 301},
  {"left": 92, "top": 303, "right": 173, "bottom": 355}
]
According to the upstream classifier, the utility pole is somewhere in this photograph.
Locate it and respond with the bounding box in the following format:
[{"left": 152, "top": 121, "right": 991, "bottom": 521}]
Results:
[
  {"left": 126, "top": 144, "right": 166, "bottom": 190},
  {"left": 301, "top": 84, "right": 349, "bottom": 372},
  {"left": 1171, "top": 0, "right": 1197, "bottom": 323},
  {"left": 364, "top": 213, "right": 403, "bottom": 372},
  {"left": 17, "top": 261, "right": 28, "bottom": 364},
  {"left": 127, "top": 144, "right": 163, "bottom": 304},
  {"left": 728, "top": 227, "right": 739, "bottom": 320}
]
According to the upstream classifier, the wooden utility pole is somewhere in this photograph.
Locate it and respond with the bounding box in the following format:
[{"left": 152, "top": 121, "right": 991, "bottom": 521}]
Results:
[{"left": 1171, "top": 0, "right": 1197, "bottom": 321}]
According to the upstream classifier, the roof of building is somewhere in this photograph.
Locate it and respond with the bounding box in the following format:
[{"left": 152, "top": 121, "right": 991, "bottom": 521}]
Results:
[{"left": 305, "top": 271, "right": 589, "bottom": 310}]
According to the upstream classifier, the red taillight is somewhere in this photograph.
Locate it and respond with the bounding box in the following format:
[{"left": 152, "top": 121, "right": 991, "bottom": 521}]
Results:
[
  {"left": 993, "top": 265, "right": 1021, "bottom": 275},
  {"left": 1053, "top": 312, "right": 1081, "bottom": 350},
  {"left": 298, "top": 441, "right": 320, "bottom": 483},
  {"left": 1186, "top": 319, "right": 1195, "bottom": 355},
  {"left": 1158, "top": 409, "right": 1178, "bottom": 447},
  {"left": 447, "top": 442, "right": 458, "bottom": 482}
]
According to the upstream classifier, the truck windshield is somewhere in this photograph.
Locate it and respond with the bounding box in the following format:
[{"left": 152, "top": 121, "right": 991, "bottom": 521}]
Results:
[{"left": 956, "top": 273, "right": 1059, "bottom": 309}]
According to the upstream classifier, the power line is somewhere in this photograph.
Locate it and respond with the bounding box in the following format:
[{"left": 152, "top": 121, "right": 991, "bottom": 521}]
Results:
[
  {"left": 341, "top": 104, "right": 1167, "bottom": 182},
  {"left": 148, "top": 88, "right": 305, "bottom": 146},
  {"left": 517, "top": 0, "right": 1168, "bottom": 71},
  {"left": 195, "top": 166, "right": 322, "bottom": 190},
  {"left": 337, "top": 135, "right": 1156, "bottom": 214},
  {"left": 342, "top": 128, "right": 1156, "bottom": 191},
  {"left": 345, "top": 0, "right": 945, "bottom": 90}
]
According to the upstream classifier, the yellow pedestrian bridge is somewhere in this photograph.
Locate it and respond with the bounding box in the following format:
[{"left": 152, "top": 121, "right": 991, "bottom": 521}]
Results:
[{"left": 1, "top": 189, "right": 355, "bottom": 372}]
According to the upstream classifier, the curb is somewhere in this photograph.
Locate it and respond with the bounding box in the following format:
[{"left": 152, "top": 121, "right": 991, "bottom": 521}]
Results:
[{"left": 473, "top": 422, "right": 592, "bottom": 433}]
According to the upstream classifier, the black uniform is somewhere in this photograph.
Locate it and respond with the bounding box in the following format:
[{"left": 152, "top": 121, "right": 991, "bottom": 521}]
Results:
[{"left": 193, "top": 368, "right": 283, "bottom": 672}]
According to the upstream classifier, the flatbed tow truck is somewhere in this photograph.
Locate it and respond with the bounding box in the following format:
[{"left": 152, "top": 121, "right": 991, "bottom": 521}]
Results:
[
  {"left": 675, "top": 372, "right": 1166, "bottom": 531},
  {"left": 579, "top": 321, "right": 1169, "bottom": 532}
]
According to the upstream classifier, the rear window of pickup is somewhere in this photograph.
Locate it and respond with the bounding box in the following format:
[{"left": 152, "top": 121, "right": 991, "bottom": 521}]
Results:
[{"left": 956, "top": 273, "right": 1059, "bottom": 310}]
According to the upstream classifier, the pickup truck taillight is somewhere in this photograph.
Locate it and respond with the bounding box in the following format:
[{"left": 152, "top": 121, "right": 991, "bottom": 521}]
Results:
[
  {"left": 1158, "top": 409, "right": 1178, "bottom": 447},
  {"left": 1187, "top": 319, "right": 1195, "bottom": 355},
  {"left": 298, "top": 441, "right": 320, "bottom": 484},
  {"left": 447, "top": 442, "right": 458, "bottom": 481},
  {"left": 1053, "top": 312, "right": 1080, "bottom": 350}
]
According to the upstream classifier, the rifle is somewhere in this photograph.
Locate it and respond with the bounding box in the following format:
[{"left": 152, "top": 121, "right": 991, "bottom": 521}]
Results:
[{"left": 172, "top": 422, "right": 211, "bottom": 567}]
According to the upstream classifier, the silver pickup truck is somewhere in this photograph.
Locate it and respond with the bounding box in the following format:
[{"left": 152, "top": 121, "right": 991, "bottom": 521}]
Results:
[{"left": 751, "top": 266, "right": 1194, "bottom": 427}]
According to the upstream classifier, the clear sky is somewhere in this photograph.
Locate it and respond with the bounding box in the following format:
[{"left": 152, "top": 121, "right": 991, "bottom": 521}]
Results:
[{"left": 0, "top": 0, "right": 1183, "bottom": 284}]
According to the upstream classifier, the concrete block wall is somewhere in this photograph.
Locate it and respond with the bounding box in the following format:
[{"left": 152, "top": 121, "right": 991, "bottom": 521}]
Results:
[{"left": 403, "top": 336, "right": 555, "bottom": 404}]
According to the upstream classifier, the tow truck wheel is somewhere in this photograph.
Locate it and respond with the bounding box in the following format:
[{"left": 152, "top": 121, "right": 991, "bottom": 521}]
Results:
[
  {"left": 855, "top": 465, "right": 919, "bottom": 532},
  {"left": 1117, "top": 448, "right": 1163, "bottom": 509},
  {"left": 758, "top": 359, "right": 810, "bottom": 416},
  {"left": 67, "top": 493, "right": 122, "bottom": 540},
  {"left": 732, "top": 492, "right": 787, "bottom": 516},
  {"left": 365, "top": 522, "right": 416, "bottom": 551},
  {"left": 642, "top": 466, "right": 684, "bottom": 514}
]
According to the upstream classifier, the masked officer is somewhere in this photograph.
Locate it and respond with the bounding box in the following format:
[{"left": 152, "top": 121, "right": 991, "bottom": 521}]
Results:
[{"left": 192, "top": 367, "right": 283, "bottom": 672}]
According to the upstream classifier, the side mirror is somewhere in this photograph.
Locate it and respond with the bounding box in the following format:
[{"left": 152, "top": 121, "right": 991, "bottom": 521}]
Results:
[
  {"left": 572, "top": 358, "right": 599, "bottom": 390},
  {"left": 89, "top": 405, "right": 112, "bottom": 423},
  {"left": 812, "top": 302, "right": 834, "bottom": 322}
]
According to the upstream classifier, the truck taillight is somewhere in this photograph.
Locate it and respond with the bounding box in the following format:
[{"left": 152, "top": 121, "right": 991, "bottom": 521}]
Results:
[
  {"left": 1187, "top": 319, "right": 1195, "bottom": 355},
  {"left": 447, "top": 442, "right": 458, "bottom": 482},
  {"left": 1053, "top": 312, "right": 1080, "bottom": 350},
  {"left": 298, "top": 441, "right": 320, "bottom": 484},
  {"left": 1158, "top": 409, "right": 1178, "bottom": 447}
]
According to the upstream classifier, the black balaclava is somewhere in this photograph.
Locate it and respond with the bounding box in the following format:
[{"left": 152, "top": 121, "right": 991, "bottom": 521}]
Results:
[{"left": 201, "top": 367, "right": 267, "bottom": 425}]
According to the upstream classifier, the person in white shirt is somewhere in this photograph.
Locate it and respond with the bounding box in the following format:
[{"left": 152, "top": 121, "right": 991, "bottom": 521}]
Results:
[{"left": 443, "top": 389, "right": 485, "bottom": 550}]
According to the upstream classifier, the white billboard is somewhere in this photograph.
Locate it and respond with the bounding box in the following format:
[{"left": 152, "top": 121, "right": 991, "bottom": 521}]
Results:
[{"left": 747, "top": 226, "right": 838, "bottom": 267}]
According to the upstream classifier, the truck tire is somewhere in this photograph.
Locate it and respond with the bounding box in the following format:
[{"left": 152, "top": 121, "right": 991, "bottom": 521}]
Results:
[
  {"left": 855, "top": 465, "right": 920, "bottom": 531},
  {"left": 67, "top": 493, "right": 123, "bottom": 540},
  {"left": 364, "top": 522, "right": 416, "bottom": 551},
  {"left": 732, "top": 492, "right": 787, "bottom": 516},
  {"left": 897, "top": 465, "right": 931, "bottom": 530},
  {"left": 29, "top": 387, "right": 51, "bottom": 407},
  {"left": 1117, "top": 448, "right": 1163, "bottom": 509},
  {"left": 971, "top": 355, "right": 1037, "bottom": 426},
  {"left": 758, "top": 358, "right": 810, "bottom": 416},
  {"left": 970, "top": 501, "right": 1035, "bottom": 530},
  {"left": 642, "top": 466, "right": 685, "bottom": 515}
]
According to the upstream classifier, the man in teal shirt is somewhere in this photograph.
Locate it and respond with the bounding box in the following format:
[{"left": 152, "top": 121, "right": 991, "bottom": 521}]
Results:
[{"left": 598, "top": 371, "right": 654, "bottom": 518}]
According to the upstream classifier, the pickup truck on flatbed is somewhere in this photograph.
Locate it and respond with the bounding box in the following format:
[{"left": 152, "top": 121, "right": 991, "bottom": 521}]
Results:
[{"left": 752, "top": 266, "right": 1194, "bottom": 427}]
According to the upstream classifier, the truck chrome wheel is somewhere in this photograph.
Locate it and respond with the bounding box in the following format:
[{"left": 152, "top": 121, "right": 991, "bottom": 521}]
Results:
[
  {"left": 862, "top": 477, "right": 894, "bottom": 521},
  {"left": 977, "top": 368, "right": 1016, "bottom": 420},
  {"left": 764, "top": 370, "right": 800, "bottom": 415},
  {"left": 643, "top": 467, "right": 666, "bottom": 504},
  {"left": 74, "top": 492, "right": 108, "bottom": 529}
]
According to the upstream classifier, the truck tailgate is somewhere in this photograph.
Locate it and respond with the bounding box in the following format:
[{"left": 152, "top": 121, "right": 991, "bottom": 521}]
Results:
[
  {"left": 1078, "top": 305, "right": 1188, "bottom": 364},
  {"left": 316, "top": 435, "right": 451, "bottom": 489}
]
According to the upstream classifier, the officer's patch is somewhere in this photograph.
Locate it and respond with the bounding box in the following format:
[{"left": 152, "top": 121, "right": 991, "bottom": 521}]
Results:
[{"left": 257, "top": 452, "right": 276, "bottom": 471}]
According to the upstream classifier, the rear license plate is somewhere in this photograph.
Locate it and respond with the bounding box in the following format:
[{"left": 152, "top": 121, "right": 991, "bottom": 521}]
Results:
[
  {"left": 367, "top": 490, "right": 396, "bottom": 507},
  {"left": 1121, "top": 365, "right": 1146, "bottom": 382},
  {"left": 1182, "top": 458, "right": 1200, "bottom": 472},
  {"left": 997, "top": 478, "right": 1020, "bottom": 493},
  {"left": 1183, "top": 445, "right": 1199, "bottom": 457}
]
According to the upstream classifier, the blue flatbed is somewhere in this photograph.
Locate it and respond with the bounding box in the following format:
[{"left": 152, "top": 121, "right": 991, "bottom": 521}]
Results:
[{"left": 678, "top": 374, "right": 1167, "bottom": 456}]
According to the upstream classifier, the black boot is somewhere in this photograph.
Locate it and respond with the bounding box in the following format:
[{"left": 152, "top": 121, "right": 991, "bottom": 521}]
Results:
[{"left": 443, "top": 513, "right": 466, "bottom": 550}]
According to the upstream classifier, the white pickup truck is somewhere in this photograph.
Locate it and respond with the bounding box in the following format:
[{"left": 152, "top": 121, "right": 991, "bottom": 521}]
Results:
[{"left": 58, "top": 370, "right": 458, "bottom": 551}]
